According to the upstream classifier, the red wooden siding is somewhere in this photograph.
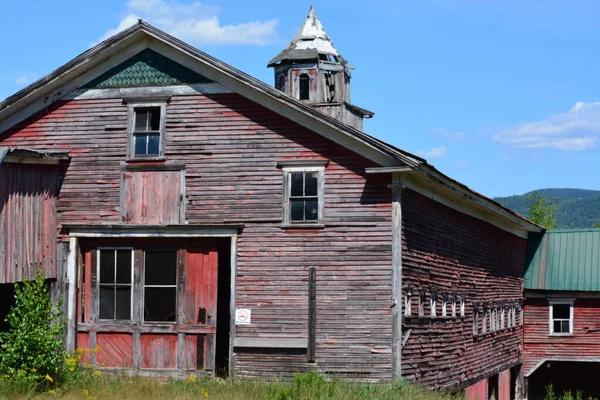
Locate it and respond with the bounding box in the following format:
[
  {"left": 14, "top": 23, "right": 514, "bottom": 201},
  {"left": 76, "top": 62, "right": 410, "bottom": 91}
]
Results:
[
  {"left": 0, "top": 162, "right": 58, "bottom": 283},
  {"left": 140, "top": 335, "right": 178, "bottom": 369},
  {"left": 97, "top": 334, "right": 134, "bottom": 368},
  {"left": 523, "top": 298, "right": 600, "bottom": 376},
  {"left": 499, "top": 369, "right": 511, "bottom": 400},
  {"left": 0, "top": 93, "right": 394, "bottom": 379},
  {"left": 466, "top": 379, "right": 488, "bottom": 400},
  {"left": 402, "top": 190, "right": 526, "bottom": 389},
  {"left": 122, "top": 170, "right": 182, "bottom": 224}
]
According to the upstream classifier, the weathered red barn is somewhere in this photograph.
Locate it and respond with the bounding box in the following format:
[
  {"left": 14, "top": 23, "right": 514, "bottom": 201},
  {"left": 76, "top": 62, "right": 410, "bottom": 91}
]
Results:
[
  {"left": 0, "top": 8, "right": 541, "bottom": 396},
  {"left": 524, "top": 229, "right": 600, "bottom": 399}
]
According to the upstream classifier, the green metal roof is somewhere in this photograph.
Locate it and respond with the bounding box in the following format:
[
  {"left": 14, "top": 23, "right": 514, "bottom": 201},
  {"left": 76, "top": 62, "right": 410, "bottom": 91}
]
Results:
[{"left": 525, "top": 229, "right": 600, "bottom": 291}]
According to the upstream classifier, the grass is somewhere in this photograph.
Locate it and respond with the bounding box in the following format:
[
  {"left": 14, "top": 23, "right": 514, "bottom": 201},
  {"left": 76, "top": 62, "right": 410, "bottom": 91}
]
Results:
[{"left": 0, "top": 371, "right": 462, "bottom": 400}]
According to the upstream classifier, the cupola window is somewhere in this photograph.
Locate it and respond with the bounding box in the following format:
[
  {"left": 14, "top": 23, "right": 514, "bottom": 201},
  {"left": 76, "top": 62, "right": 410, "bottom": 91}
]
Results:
[{"left": 299, "top": 74, "right": 310, "bottom": 100}]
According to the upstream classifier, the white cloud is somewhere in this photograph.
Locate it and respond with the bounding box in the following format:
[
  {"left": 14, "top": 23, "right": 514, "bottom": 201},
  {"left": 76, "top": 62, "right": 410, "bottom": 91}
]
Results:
[
  {"left": 418, "top": 145, "right": 446, "bottom": 159},
  {"left": 433, "top": 128, "right": 468, "bottom": 143},
  {"left": 492, "top": 102, "right": 600, "bottom": 152},
  {"left": 95, "top": 0, "right": 279, "bottom": 47},
  {"left": 14, "top": 74, "right": 37, "bottom": 86}
]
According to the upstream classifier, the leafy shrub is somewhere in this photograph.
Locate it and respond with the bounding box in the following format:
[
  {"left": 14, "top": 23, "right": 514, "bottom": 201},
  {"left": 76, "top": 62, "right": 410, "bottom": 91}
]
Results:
[{"left": 0, "top": 270, "right": 66, "bottom": 385}]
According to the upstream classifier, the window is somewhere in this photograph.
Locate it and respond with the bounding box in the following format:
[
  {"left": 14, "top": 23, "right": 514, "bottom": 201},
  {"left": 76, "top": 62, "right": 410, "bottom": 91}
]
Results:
[
  {"left": 550, "top": 301, "right": 573, "bottom": 335},
  {"left": 299, "top": 74, "right": 310, "bottom": 100},
  {"left": 280, "top": 162, "right": 325, "bottom": 226},
  {"left": 98, "top": 249, "right": 133, "bottom": 321},
  {"left": 277, "top": 74, "right": 286, "bottom": 91},
  {"left": 144, "top": 250, "right": 178, "bottom": 323},
  {"left": 127, "top": 101, "right": 167, "bottom": 159}
]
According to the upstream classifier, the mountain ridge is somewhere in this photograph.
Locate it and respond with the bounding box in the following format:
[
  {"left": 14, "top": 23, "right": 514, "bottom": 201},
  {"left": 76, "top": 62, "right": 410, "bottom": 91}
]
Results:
[{"left": 494, "top": 188, "right": 600, "bottom": 229}]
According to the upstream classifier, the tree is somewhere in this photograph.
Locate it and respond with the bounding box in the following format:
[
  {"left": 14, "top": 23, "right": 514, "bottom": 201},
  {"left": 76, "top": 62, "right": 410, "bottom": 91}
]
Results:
[
  {"left": 526, "top": 191, "right": 557, "bottom": 229},
  {"left": 594, "top": 221, "right": 600, "bottom": 229}
]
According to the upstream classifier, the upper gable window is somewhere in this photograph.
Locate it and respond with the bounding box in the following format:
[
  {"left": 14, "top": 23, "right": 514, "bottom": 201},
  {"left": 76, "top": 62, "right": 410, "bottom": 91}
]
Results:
[
  {"left": 279, "top": 161, "right": 327, "bottom": 227},
  {"left": 549, "top": 300, "right": 573, "bottom": 335},
  {"left": 127, "top": 101, "right": 167, "bottom": 159}
]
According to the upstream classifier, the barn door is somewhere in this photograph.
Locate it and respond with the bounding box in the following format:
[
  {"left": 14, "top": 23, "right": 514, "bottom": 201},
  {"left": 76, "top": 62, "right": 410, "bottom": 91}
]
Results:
[{"left": 77, "top": 241, "right": 219, "bottom": 372}]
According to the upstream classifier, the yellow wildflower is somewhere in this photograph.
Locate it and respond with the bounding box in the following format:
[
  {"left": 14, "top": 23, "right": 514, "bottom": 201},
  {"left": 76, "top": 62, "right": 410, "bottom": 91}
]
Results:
[
  {"left": 201, "top": 387, "right": 208, "bottom": 398},
  {"left": 187, "top": 375, "right": 196, "bottom": 383},
  {"left": 45, "top": 374, "right": 53, "bottom": 382},
  {"left": 48, "top": 389, "right": 57, "bottom": 396},
  {"left": 91, "top": 371, "right": 102, "bottom": 378},
  {"left": 92, "top": 345, "right": 100, "bottom": 353},
  {"left": 82, "top": 389, "right": 90, "bottom": 395}
]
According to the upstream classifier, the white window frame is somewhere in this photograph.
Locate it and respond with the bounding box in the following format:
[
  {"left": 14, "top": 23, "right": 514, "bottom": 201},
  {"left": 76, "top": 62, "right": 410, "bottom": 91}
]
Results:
[
  {"left": 549, "top": 299, "right": 574, "bottom": 336},
  {"left": 97, "top": 247, "right": 134, "bottom": 322},
  {"left": 279, "top": 161, "right": 326, "bottom": 227},
  {"left": 126, "top": 99, "right": 168, "bottom": 160}
]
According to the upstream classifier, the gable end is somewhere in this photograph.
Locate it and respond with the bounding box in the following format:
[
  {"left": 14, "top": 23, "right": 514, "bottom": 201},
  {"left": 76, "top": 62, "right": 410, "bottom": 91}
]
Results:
[{"left": 83, "top": 48, "right": 212, "bottom": 88}]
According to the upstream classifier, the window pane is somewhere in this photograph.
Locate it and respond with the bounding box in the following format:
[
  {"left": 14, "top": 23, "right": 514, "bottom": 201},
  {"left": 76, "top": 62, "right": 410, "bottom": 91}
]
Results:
[
  {"left": 145, "top": 287, "right": 176, "bottom": 322},
  {"left": 553, "top": 304, "right": 570, "bottom": 319},
  {"left": 99, "top": 251, "right": 115, "bottom": 284},
  {"left": 99, "top": 286, "right": 115, "bottom": 320},
  {"left": 290, "top": 199, "right": 304, "bottom": 221},
  {"left": 135, "top": 109, "right": 148, "bottom": 131},
  {"left": 299, "top": 75, "right": 310, "bottom": 100},
  {"left": 147, "top": 133, "right": 160, "bottom": 156},
  {"left": 116, "top": 251, "right": 131, "bottom": 284},
  {"left": 115, "top": 287, "right": 131, "bottom": 320},
  {"left": 561, "top": 320, "right": 570, "bottom": 333},
  {"left": 290, "top": 173, "right": 304, "bottom": 197},
  {"left": 304, "top": 199, "right": 318, "bottom": 221},
  {"left": 305, "top": 172, "right": 318, "bottom": 196},
  {"left": 134, "top": 134, "right": 148, "bottom": 156},
  {"left": 149, "top": 108, "right": 161, "bottom": 131},
  {"left": 145, "top": 251, "right": 177, "bottom": 285}
]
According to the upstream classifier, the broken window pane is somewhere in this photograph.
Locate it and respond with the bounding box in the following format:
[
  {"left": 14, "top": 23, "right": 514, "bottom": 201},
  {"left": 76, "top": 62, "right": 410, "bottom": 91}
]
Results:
[
  {"left": 99, "top": 250, "right": 115, "bottom": 284},
  {"left": 135, "top": 109, "right": 149, "bottom": 130},
  {"left": 99, "top": 286, "right": 115, "bottom": 320},
  {"left": 291, "top": 173, "right": 304, "bottom": 196},
  {"left": 305, "top": 199, "right": 318, "bottom": 221},
  {"left": 553, "top": 304, "right": 570, "bottom": 319},
  {"left": 305, "top": 173, "right": 318, "bottom": 196},
  {"left": 144, "top": 287, "right": 177, "bottom": 322},
  {"left": 116, "top": 250, "right": 131, "bottom": 284},
  {"left": 145, "top": 251, "right": 177, "bottom": 285}
]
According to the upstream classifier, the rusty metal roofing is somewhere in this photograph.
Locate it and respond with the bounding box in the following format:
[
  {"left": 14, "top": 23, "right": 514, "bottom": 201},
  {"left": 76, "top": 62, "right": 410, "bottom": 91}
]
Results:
[{"left": 525, "top": 229, "right": 600, "bottom": 291}]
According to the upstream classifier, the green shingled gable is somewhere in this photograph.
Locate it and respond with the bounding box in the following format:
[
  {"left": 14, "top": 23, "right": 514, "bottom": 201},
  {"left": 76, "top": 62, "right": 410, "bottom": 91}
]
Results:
[
  {"left": 83, "top": 49, "right": 212, "bottom": 88},
  {"left": 525, "top": 229, "right": 600, "bottom": 291}
]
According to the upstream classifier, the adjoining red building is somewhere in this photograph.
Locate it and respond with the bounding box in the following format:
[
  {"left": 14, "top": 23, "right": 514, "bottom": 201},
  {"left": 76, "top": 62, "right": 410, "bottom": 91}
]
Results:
[
  {"left": 524, "top": 229, "right": 600, "bottom": 400},
  {"left": 0, "top": 8, "right": 541, "bottom": 397}
]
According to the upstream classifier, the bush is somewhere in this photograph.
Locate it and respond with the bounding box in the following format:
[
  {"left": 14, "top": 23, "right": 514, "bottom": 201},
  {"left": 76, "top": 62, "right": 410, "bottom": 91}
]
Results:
[{"left": 0, "top": 270, "right": 66, "bottom": 385}]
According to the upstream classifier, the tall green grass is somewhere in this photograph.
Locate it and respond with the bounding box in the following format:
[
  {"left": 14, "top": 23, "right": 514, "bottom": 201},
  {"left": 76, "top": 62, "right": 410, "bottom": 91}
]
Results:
[{"left": 0, "top": 371, "right": 462, "bottom": 400}]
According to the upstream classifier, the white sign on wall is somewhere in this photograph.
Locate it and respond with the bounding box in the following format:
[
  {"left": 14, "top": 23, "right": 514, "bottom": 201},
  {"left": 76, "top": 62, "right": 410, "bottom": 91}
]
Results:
[{"left": 235, "top": 308, "right": 251, "bottom": 325}]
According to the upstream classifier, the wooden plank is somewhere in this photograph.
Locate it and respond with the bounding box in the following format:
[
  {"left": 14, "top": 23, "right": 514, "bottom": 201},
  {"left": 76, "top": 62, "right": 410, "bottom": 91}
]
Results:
[
  {"left": 391, "top": 173, "right": 403, "bottom": 380},
  {"left": 308, "top": 266, "right": 316, "bottom": 362},
  {"left": 234, "top": 337, "right": 308, "bottom": 348}
]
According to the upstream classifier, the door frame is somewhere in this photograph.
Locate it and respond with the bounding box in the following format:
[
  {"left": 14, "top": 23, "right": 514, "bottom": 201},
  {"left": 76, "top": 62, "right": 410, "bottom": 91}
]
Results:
[{"left": 64, "top": 225, "right": 239, "bottom": 377}]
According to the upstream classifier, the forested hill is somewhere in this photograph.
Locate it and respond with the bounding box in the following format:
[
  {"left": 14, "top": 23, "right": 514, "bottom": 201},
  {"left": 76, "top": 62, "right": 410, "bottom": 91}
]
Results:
[{"left": 494, "top": 189, "right": 600, "bottom": 228}]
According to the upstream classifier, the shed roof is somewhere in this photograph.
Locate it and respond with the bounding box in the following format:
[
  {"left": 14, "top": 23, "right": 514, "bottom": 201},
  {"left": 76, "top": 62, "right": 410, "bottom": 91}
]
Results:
[
  {"left": 525, "top": 229, "right": 600, "bottom": 291},
  {"left": 0, "top": 146, "right": 69, "bottom": 164}
]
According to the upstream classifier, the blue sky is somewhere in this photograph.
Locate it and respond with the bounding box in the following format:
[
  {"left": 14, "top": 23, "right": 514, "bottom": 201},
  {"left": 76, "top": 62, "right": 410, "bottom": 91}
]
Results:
[{"left": 1, "top": 0, "right": 599, "bottom": 197}]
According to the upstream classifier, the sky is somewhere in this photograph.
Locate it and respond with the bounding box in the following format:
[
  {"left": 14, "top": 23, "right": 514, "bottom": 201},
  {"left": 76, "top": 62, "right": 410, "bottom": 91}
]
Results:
[{"left": 1, "top": 0, "right": 599, "bottom": 198}]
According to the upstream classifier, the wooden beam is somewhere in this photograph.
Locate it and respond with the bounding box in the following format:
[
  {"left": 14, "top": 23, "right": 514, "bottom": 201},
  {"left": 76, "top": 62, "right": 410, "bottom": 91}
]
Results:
[
  {"left": 365, "top": 166, "right": 414, "bottom": 174},
  {"left": 66, "top": 237, "right": 78, "bottom": 353},
  {"left": 391, "top": 173, "right": 404, "bottom": 380},
  {"left": 228, "top": 236, "right": 237, "bottom": 378},
  {"left": 233, "top": 337, "right": 308, "bottom": 349},
  {"left": 308, "top": 266, "right": 317, "bottom": 362}
]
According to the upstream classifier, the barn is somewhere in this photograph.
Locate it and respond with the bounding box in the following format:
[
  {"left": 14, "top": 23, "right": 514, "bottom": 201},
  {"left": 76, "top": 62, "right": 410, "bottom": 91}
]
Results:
[{"left": 0, "top": 8, "right": 541, "bottom": 397}]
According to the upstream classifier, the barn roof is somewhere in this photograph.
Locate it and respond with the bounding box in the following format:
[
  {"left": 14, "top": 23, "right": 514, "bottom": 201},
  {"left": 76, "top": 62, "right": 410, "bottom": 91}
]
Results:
[
  {"left": 0, "top": 20, "right": 541, "bottom": 236},
  {"left": 525, "top": 229, "right": 600, "bottom": 292}
]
